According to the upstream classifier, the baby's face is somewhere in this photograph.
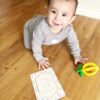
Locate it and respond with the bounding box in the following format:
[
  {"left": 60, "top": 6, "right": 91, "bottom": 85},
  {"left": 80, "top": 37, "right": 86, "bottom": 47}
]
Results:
[{"left": 47, "top": 0, "right": 76, "bottom": 33}]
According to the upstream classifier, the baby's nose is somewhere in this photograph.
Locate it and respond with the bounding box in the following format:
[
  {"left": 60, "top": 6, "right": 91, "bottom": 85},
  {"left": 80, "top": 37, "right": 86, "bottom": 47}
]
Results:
[{"left": 54, "top": 14, "right": 60, "bottom": 21}]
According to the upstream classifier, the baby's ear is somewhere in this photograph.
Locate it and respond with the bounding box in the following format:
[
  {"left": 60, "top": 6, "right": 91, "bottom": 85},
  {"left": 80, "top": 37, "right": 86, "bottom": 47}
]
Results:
[
  {"left": 44, "top": 5, "right": 48, "bottom": 13},
  {"left": 70, "top": 15, "right": 77, "bottom": 24}
]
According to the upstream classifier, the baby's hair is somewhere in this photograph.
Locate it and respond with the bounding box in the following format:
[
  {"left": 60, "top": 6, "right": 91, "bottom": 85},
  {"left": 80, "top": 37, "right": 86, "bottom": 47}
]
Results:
[{"left": 46, "top": 0, "right": 78, "bottom": 12}]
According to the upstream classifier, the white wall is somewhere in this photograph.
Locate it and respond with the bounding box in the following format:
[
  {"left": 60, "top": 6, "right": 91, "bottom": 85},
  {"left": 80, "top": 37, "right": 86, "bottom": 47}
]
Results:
[{"left": 76, "top": 0, "right": 100, "bottom": 19}]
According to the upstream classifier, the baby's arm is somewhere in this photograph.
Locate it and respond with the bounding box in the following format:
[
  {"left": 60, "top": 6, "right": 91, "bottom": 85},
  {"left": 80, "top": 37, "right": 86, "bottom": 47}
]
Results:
[
  {"left": 67, "top": 26, "right": 88, "bottom": 64},
  {"left": 32, "top": 39, "right": 50, "bottom": 69},
  {"left": 32, "top": 29, "right": 50, "bottom": 69}
]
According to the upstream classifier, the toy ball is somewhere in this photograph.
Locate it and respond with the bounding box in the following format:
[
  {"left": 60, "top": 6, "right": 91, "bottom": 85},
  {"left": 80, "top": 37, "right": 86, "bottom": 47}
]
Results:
[
  {"left": 82, "top": 62, "right": 99, "bottom": 76},
  {"left": 76, "top": 62, "right": 99, "bottom": 77}
]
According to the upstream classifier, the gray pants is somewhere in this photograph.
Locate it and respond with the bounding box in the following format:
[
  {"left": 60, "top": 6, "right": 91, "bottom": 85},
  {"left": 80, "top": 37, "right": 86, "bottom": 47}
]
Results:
[
  {"left": 23, "top": 16, "right": 38, "bottom": 49},
  {"left": 23, "top": 15, "right": 44, "bottom": 49},
  {"left": 23, "top": 19, "right": 32, "bottom": 49}
]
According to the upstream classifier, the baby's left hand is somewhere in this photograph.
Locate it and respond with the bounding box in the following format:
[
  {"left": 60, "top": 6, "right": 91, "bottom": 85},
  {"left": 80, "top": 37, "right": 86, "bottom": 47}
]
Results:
[{"left": 74, "top": 57, "right": 88, "bottom": 64}]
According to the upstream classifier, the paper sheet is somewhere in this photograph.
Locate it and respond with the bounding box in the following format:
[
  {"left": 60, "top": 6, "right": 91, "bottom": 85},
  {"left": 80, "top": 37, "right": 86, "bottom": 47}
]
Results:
[{"left": 30, "top": 67, "right": 65, "bottom": 100}]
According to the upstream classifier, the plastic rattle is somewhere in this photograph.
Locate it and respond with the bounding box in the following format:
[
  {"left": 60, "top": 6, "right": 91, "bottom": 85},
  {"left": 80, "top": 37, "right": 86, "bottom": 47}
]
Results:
[{"left": 76, "top": 62, "right": 99, "bottom": 77}]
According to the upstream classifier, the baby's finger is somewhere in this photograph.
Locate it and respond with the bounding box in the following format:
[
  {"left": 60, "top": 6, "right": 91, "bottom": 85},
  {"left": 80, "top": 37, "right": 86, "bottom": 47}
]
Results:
[
  {"left": 39, "top": 64, "right": 42, "bottom": 70},
  {"left": 41, "top": 64, "right": 46, "bottom": 70},
  {"left": 43, "top": 62, "right": 50, "bottom": 68},
  {"left": 45, "top": 61, "right": 50, "bottom": 66},
  {"left": 83, "top": 57, "right": 88, "bottom": 61},
  {"left": 82, "top": 57, "right": 88, "bottom": 61},
  {"left": 39, "top": 63, "right": 45, "bottom": 70},
  {"left": 75, "top": 59, "right": 79, "bottom": 64},
  {"left": 44, "top": 58, "right": 49, "bottom": 62}
]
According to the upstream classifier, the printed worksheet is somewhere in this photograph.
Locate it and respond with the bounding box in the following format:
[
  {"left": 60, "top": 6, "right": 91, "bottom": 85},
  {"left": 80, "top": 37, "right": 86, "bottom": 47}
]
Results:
[{"left": 30, "top": 67, "right": 65, "bottom": 100}]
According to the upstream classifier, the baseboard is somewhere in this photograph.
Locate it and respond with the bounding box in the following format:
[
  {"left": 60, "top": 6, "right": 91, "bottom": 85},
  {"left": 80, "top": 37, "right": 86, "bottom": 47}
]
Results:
[{"left": 76, "top": 4, "right": 100, "bottom": 19}]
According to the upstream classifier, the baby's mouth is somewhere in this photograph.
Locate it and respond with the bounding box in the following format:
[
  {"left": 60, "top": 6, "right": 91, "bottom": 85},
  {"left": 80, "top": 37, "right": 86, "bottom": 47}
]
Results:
[{"left": 53, "top": 22, "right": 60, "bottom": 26}]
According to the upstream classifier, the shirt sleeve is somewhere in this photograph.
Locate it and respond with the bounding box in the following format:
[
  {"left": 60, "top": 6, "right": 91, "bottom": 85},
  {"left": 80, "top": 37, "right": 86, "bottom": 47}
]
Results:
[
  {"left": 66, "top": 25, "right": 81, "bottom": 58},
  {"left": 32, "top": 28, "right": 45, "bottom": 62}
]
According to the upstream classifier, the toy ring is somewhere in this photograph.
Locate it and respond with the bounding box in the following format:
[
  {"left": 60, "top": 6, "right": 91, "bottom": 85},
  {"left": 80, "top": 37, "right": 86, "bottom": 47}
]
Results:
[{"left": 82, "top": 62, "right": 99, "bottom": 76}]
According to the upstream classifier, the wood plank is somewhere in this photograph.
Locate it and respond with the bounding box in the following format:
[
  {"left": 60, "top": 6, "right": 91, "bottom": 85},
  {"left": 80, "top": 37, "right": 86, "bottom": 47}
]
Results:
[{"left": 0, "top": 0, "right": 100, "bottom": 100}]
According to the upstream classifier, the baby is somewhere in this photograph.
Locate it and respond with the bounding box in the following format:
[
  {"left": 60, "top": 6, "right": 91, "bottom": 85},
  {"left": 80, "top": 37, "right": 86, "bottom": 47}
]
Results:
[{"left": 24, "top": 0, "right": 88, "bottom": 70}]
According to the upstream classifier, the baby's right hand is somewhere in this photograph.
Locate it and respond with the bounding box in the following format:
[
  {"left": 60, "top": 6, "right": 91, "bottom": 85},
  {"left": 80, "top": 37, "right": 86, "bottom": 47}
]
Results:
[{"left": 38, "top": 57, "right": 50, "bottom": 70}]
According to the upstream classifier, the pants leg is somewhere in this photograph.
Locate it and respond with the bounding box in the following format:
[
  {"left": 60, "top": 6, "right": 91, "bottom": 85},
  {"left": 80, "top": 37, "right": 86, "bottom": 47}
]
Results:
[{"left": 23, "top": 20, "right": 32, "bottom": 49}]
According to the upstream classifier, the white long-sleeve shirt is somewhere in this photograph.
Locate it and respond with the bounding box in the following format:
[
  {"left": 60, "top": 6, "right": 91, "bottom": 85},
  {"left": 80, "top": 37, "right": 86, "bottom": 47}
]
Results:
[{"left": 24, "top": 15, "right": 81, "bottom": 62}]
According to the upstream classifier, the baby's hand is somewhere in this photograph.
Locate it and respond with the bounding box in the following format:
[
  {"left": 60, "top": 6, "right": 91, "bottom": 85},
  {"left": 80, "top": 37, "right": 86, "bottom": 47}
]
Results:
[
  {"left": 38, "top": 57, "right": 50, "bottom": 70},
  {"left": 74, "top": 57, "right": 88, "bottom": 64}
]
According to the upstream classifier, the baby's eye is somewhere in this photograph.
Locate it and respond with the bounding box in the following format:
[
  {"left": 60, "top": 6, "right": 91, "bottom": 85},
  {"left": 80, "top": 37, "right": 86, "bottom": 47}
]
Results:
[
  {"left": 52, "top": 10, "right": 56, "bottom": 14},
  {"left": 62, "top": 14, "right": 67, "bottom": 17}
]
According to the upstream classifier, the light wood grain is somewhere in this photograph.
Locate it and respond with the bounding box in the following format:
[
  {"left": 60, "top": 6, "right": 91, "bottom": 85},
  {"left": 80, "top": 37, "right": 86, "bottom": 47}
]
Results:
[{"left": 0, "top": 0, "right": 100, "bottom": 100}]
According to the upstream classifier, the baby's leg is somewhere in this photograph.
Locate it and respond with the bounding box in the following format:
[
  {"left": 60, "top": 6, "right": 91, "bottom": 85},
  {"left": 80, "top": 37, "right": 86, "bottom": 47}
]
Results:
[{"left": 23, "top": 20, "right": 32, "bottom": 49}]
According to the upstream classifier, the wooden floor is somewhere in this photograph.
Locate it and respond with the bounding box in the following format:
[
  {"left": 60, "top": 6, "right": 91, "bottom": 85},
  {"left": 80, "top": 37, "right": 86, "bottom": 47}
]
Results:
[{"left": 0, "top": 0, "right": 100, "bottom": 100}]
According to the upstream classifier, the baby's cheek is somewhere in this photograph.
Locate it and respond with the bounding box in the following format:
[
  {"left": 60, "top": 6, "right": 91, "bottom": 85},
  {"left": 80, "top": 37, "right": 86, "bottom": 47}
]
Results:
[{"left": 63, "top": 21, "right": 69, "bottom": 27}]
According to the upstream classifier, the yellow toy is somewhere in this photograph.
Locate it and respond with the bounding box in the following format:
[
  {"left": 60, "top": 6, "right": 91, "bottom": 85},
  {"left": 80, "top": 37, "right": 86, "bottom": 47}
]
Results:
[
  {"left": 76, "top": 62, "right": 99, "bottom": 77},
  {"left": 82, "top": 62, "right": 99, "bottom": 76}
]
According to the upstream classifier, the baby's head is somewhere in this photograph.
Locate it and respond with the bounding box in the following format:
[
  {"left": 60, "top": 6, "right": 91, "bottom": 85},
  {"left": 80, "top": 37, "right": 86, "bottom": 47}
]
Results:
[
  {"left": 47, "top": 0, "right": 78, "bottom": 14},
  {"left": 46, "top": 0, "right": 78, "bottom": 33}
]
